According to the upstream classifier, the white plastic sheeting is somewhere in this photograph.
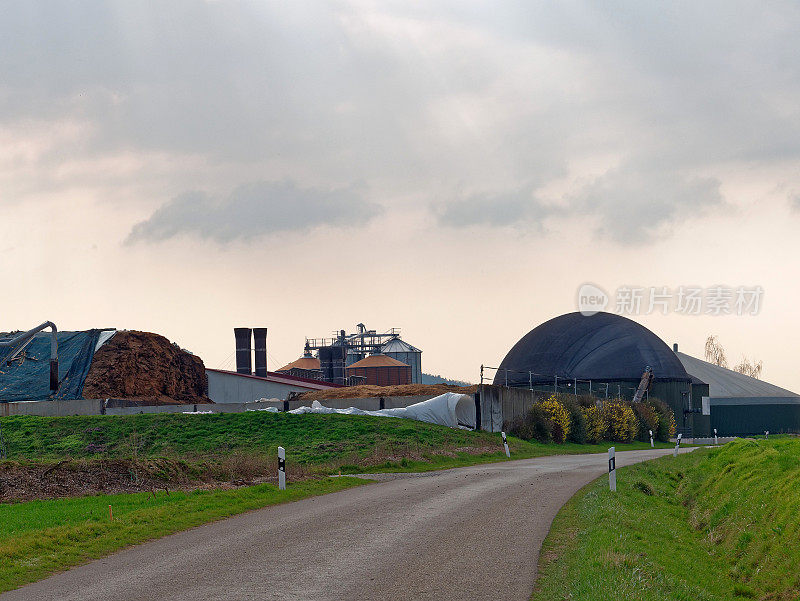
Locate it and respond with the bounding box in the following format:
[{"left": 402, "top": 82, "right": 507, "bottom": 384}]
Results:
[{"left": 286, "top": 392, "right": 476, "bottom": 430}]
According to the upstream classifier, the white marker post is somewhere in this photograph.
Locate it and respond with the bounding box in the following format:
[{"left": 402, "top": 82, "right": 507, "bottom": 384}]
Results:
[
  {"left": 649, "top": 429, "right": 654, "bottom": 448},
  {"left": 765, "top": 431, "right": 769, "bottom": 439},
  {"left": 278, "top": 446, "right": 286, "bottom": 490},
  {"left": 673, "top": 433, "right": 682, "bottom": 457},
  {"left": 608, "top": 447, "right": 616, "bottom": 492},
  {"left": 714, "top": 428, "right": 718, "bottom": 445},
  {"left": 501, "top": 431, "right": 510, "bottom": 458}
]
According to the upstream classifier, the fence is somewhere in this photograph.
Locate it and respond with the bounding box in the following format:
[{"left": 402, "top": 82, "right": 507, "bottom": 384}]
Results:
[{"left": 480, "top": 365, "right": 648, "bottom": 401}]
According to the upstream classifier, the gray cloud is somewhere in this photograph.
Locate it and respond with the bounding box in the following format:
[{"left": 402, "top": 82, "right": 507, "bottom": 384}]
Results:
[
  {"left": 570, "top": 164, "right": 725, "bottom": 244},
  {"left": 2, "top": 1, "right": 800, "bottom": 244},
  {"left": 126, "top": 181, "right": 382, "bottom": 244},
  {"left": 435, "top": 188, "right": 556, "bottom": 230},
  {"left": 436, "top": 163, "right": 724, "bottom": 244}
]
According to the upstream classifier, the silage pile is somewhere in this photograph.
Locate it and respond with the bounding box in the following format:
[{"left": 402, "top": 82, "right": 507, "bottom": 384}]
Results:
[{"left": 82, "top": 331, "right": 209, "bottom": 404}]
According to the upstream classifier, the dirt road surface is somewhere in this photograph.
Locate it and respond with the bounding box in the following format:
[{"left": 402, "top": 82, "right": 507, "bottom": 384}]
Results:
[{"left": 2, "top": 448, "right": 689, "bottom": 601}]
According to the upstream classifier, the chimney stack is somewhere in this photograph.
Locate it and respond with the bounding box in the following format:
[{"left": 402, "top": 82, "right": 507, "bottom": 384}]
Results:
[
  {"left": 234, "top": 328, "right": 252, "bottom": 374},
  {"left": 253, "top": 328, "right": 268, "bottom": 377},
  {"left": 673, "top": 343, "right": 679, "bottom": 352}
]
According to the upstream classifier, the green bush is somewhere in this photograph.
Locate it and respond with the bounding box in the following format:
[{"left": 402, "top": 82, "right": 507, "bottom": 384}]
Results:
[
  {"left": 633, "top": 402, "right": 660, "bottom": 442},
  {"left": 646, "top": 398, "right": 677, "bottom": 441},
  {"left": 562, "top": 399, "right": 588, "bottom": 444},
  {"left": 508, "top": 404, "right": 553, "bottom": 443}
]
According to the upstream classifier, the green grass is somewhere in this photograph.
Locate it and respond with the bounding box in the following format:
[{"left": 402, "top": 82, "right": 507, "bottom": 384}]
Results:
[
  {"left": 0, "top": 412, "right": 674, "bottom": 474},
  {"left": 0, "top": 477, "right": 367, "bottom": 593},
  {"left": 531, "top": 437, "right": 800, "bottom": 601}
]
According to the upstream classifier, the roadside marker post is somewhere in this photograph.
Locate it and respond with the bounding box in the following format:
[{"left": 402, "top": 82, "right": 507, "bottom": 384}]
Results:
[
  {"left": 501, "top": 431, "right": 510, "bottom": 458},
  {"left": 714, "top": 428, "right": 718, "bottom": 445},
  {"left": 673, "top": 433, "right": 682, "bottom": 457},
  {"left": 608, "top": 447, "right": 616, "bottom": 492},
  {"left": 765, "top": 431, "right": 769, "bottom": 439},
  {"left": 649, "top": 430, "right": 654, "bottom": 448},
  {"left": 278, "top": 446, "right": 286, "bottom": 491},
  {"left": 109, "top": 505, "right": 113, "bottom": 522}
]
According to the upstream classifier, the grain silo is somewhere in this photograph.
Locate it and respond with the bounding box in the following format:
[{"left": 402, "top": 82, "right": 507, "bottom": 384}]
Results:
[{"left": 380, "top": 337, "right": 422, "bottom": 383}]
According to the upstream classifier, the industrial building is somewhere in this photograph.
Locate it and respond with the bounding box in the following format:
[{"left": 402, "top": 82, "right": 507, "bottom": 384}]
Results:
[
  {"left": 345, "top": 354, "right": 412, "bottom": 386},
  {"left": 206, "top": 327, "right": 339, "bottom": 403},
  {"left": 494, "top": 311, "right": 800, "bottom": 437},
  {"left": 675, "top": 352, "right": 800, "bottom": 436},
  {"left": 279, "top": 324, "right": 423, "bottom": 386}
]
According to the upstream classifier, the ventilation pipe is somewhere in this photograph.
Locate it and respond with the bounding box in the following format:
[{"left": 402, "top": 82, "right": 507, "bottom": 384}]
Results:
[
  {"left": 0, "top": 321, "right": 59, "bottom": 391},
  {"left": 234, "top": 328, "right": 252, "bottom": 374},
  {"left": 253, "top": 328, "right": 268, "bottom": 377}
]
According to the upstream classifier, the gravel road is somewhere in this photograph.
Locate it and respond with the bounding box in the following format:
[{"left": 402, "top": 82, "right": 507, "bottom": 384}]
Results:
[{"left": 2, "top": 448, "right": 689, "bottom": 601}]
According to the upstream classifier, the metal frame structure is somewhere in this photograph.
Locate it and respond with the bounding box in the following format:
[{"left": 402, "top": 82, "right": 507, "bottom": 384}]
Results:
[
  {"left": 0, "top": 321, "right": 59, "bottom": 392},
  {"left": 304, "top": 323, "right": 403, "bottom": 355}
]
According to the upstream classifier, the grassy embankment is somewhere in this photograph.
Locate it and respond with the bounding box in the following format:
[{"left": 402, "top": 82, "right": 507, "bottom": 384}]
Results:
[
  {"left": 0, "top": 411, "right": 673, "bottom": 475},
  {"left": 0, "top": 411, "right": 672, "bottom": 593},
  {"left": 531, "top": 436, "right": 800, "bottom": 601}
]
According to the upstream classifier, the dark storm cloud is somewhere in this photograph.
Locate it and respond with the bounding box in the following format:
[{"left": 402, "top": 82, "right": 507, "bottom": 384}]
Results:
[{"left": 126, "top": 181, "right": 382, "bottom": 244}]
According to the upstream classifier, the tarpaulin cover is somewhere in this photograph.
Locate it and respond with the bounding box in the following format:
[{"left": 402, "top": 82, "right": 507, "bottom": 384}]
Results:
[
  {"left": 0, "top": 330, "right": 102, "bottom": 401},
  {"left": 495, "top": 311, "right": 690, "bottom": 386},
  {"left": 287, "top": 392, "right": 477, "bottom": 429}
]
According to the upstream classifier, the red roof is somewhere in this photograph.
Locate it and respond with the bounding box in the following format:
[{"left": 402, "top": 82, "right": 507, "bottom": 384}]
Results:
[
  {"left": 347, "top": 354, "right": 409, "bottom": 369},
  {"left": 276, "top": 356, "right": 321, "bottom": 372},
  {"left": 206, "top": 369, "right": 340, "bottom": 390}
]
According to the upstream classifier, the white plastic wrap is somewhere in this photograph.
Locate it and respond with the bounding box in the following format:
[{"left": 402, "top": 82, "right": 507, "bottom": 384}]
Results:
[{"left": 286, "top": 392, "right": 476, "bottom": 429}]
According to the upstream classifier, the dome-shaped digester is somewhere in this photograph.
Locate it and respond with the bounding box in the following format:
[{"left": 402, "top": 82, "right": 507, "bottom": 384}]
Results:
[{"left": 493, "top": 312, "right": 689, "bottom": 390}]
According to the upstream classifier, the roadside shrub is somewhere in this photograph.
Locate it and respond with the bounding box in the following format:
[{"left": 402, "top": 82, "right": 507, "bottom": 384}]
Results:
[
  {"left": 564, "top": 400, "right": 588, "bottom": 444},
  {"left": 583, "top": 405, "right": 608, "bottom": 444},
  {"left": 646, "top": 398, "right": 677, "bottom": 441},
  {"left": 508, "top": 404, "right": 554, "bottom": 443},
  {"left": 539, "top": 396, "right": 571, "bottom": 443},
  {"left": 608, "top": 402, "right": 638, "bottom": 442},
  {"left": 633, "top": 402, "right": 659, "bottom": 442}
]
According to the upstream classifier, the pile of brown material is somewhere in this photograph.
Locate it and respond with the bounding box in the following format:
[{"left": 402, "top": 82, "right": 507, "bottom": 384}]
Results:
[
  {"left": 298, "top": 382, "right": 478, "bottom": 401},
  {"left": 82, "top": 331, "right": 209, "bottom": 405},
  {"left": 0, "top": 457, "right": 285, "bottom": 502}
]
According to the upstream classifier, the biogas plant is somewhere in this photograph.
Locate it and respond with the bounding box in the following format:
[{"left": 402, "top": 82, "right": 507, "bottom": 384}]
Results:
[{"left": 2, "top": 314, "right": 799, "bottom": 438}]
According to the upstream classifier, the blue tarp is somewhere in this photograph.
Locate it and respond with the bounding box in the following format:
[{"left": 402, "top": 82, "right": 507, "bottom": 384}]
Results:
[{"left": 0, "top": 330, "right": 102, "bottom": 401}]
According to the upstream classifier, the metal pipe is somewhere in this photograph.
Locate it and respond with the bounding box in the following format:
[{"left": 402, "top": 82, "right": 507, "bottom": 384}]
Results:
[{"left": 0, "top": 321, "right": 59, "bottom": 391}]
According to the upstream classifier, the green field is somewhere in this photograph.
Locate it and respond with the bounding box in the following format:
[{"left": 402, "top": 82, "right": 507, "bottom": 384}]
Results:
[
  {"left": 0, "top": 477, "right": 366, "bottom": 593},
  {"left": 531, "top": 437, "right": 800, "bottom": 601},
  {"left": 0, "top": 412, "right": 674, "bottom": 474}
]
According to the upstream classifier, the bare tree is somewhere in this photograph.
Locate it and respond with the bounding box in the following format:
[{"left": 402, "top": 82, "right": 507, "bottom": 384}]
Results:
[
  {"left": 733, "top": 357, "right": 763, "bottom": 379},
  {"left": 704, "top": 335, "right": 728, "bottom": 368},
  {"left": 704, "top": 335, "right": 763, "bottom": 379}
]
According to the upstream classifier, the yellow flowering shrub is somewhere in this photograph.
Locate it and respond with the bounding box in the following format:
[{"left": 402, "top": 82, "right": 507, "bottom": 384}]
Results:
[
  {"left": 538, "top": 396, "right": 571, "bottom": 443},
  {"left": 582, "top": 405, "right": 608, "bottom": 443},
  {"left": 608, "top": 402, "right": 638, "bottom": 443}
]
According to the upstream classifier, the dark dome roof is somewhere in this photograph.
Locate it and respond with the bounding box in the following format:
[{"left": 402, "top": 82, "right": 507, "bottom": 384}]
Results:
[{"left": 493, "top": 312, "right": 689, "bottom": 386}]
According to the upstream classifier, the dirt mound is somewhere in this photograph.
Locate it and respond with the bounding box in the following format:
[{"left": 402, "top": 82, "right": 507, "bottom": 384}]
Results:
[
  {"left": 298, "top": 382, "right": 478, "bottom": 401},
  {"left": 82, "top": 331, "right": 208, "bottom": 404}
]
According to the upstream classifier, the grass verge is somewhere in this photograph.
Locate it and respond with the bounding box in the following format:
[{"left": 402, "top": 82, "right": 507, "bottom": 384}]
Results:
[
  {"left": 531, "top": 437, "right": 800, "bottom": 601},
  {"left": 0, "top": 476, "right": 367, "bottom": 594}
]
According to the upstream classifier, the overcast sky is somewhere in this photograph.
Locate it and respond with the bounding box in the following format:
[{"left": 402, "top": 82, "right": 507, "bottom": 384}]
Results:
[{"left": 2, "top": 1, "right": 799, "bottom": 389}]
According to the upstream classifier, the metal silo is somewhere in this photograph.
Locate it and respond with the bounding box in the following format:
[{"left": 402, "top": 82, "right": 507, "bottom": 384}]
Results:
[{"left": 380, "top": 337, "right": 422, "bottom": 384}]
